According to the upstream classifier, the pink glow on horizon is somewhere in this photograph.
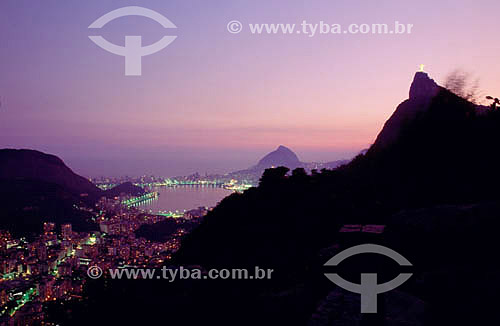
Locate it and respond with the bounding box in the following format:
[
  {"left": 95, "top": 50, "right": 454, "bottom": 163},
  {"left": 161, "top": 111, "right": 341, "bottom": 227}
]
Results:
[{"left": 1, "top": 0, "right": 500, "bottom": 175}]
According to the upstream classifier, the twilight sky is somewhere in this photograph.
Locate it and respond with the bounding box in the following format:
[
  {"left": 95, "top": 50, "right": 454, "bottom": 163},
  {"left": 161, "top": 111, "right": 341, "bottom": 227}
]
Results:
[{"left": 1, "top": 0, "right": 499, "bottom": 177}]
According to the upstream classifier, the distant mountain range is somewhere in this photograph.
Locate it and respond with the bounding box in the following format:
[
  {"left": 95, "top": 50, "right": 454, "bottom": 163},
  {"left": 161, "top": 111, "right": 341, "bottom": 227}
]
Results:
[
  {"left": 222, "top": 145, "right": 349, "bottom": 184},
  {"left": 173, "top": 145, "right": 351, "bottom": 185}
]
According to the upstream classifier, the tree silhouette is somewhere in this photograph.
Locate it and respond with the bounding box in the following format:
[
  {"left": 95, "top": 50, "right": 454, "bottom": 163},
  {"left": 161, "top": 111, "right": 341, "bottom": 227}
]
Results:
[
  {"left": 258, "top": 166, "right": 290, "bottom": 187},
  {"left": 486, "top": 96, "right": 500, "bottom": 109},
  {"left": 444, "top": 69, "right": 481, "bottom": 103}
]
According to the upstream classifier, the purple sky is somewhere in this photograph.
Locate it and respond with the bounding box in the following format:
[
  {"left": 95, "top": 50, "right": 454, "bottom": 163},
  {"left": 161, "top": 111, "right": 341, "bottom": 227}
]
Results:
[{"left": 1, "top": 0, "right": 500, "bottom": 177}]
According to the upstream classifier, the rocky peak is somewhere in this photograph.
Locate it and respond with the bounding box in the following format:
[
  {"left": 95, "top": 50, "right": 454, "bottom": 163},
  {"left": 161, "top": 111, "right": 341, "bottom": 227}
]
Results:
[
  {"left": 409, "top": 72, "right": 439, "bottom": 100},
  {"left": 257, "top": 145, "right": 301, "bottom": 168},
  {"left": 371, "top": 72, "right": 442, "bottom": 150}
]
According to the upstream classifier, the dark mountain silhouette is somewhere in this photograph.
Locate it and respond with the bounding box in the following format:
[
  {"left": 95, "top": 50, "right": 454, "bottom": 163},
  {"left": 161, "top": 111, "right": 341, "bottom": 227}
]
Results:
[
  {"left": 0, "top": 149, "right": 144, "bottom": 236},
  {"left": 373, "top": 72, "right": 440, "bottom": 149},
  {"left": 256, "top": 145, "right": 301, "bottom": 169},
  {"left": 104, "top": 181, "right": 145, "bottom": 197},
  {"left": 0, "top": 149, "right": 100, "bottom": 196}
]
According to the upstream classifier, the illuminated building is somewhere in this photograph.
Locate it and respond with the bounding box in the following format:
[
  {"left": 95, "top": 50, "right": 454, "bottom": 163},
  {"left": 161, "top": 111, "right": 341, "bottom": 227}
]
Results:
[
  {"left": 43, "top": 222, "right": 55, "bottom": 234},
  {"left": 61, "top": 223, "right": 72, "bottom": 240}
]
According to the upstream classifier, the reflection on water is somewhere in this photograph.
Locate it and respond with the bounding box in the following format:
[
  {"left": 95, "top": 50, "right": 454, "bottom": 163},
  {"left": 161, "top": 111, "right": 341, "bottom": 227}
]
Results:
[{"left": 133, "top": 185, "right": 232, "bottom": 214}]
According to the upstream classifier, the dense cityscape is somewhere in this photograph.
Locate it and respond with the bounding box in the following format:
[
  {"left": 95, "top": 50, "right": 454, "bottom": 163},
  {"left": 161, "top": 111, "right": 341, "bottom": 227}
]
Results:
[
  {"left": 0, "top": 190, "right": 211, "bottom": 325},
  {"left": 91, "top": 174, "right": 255, "bottom": 193}
]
